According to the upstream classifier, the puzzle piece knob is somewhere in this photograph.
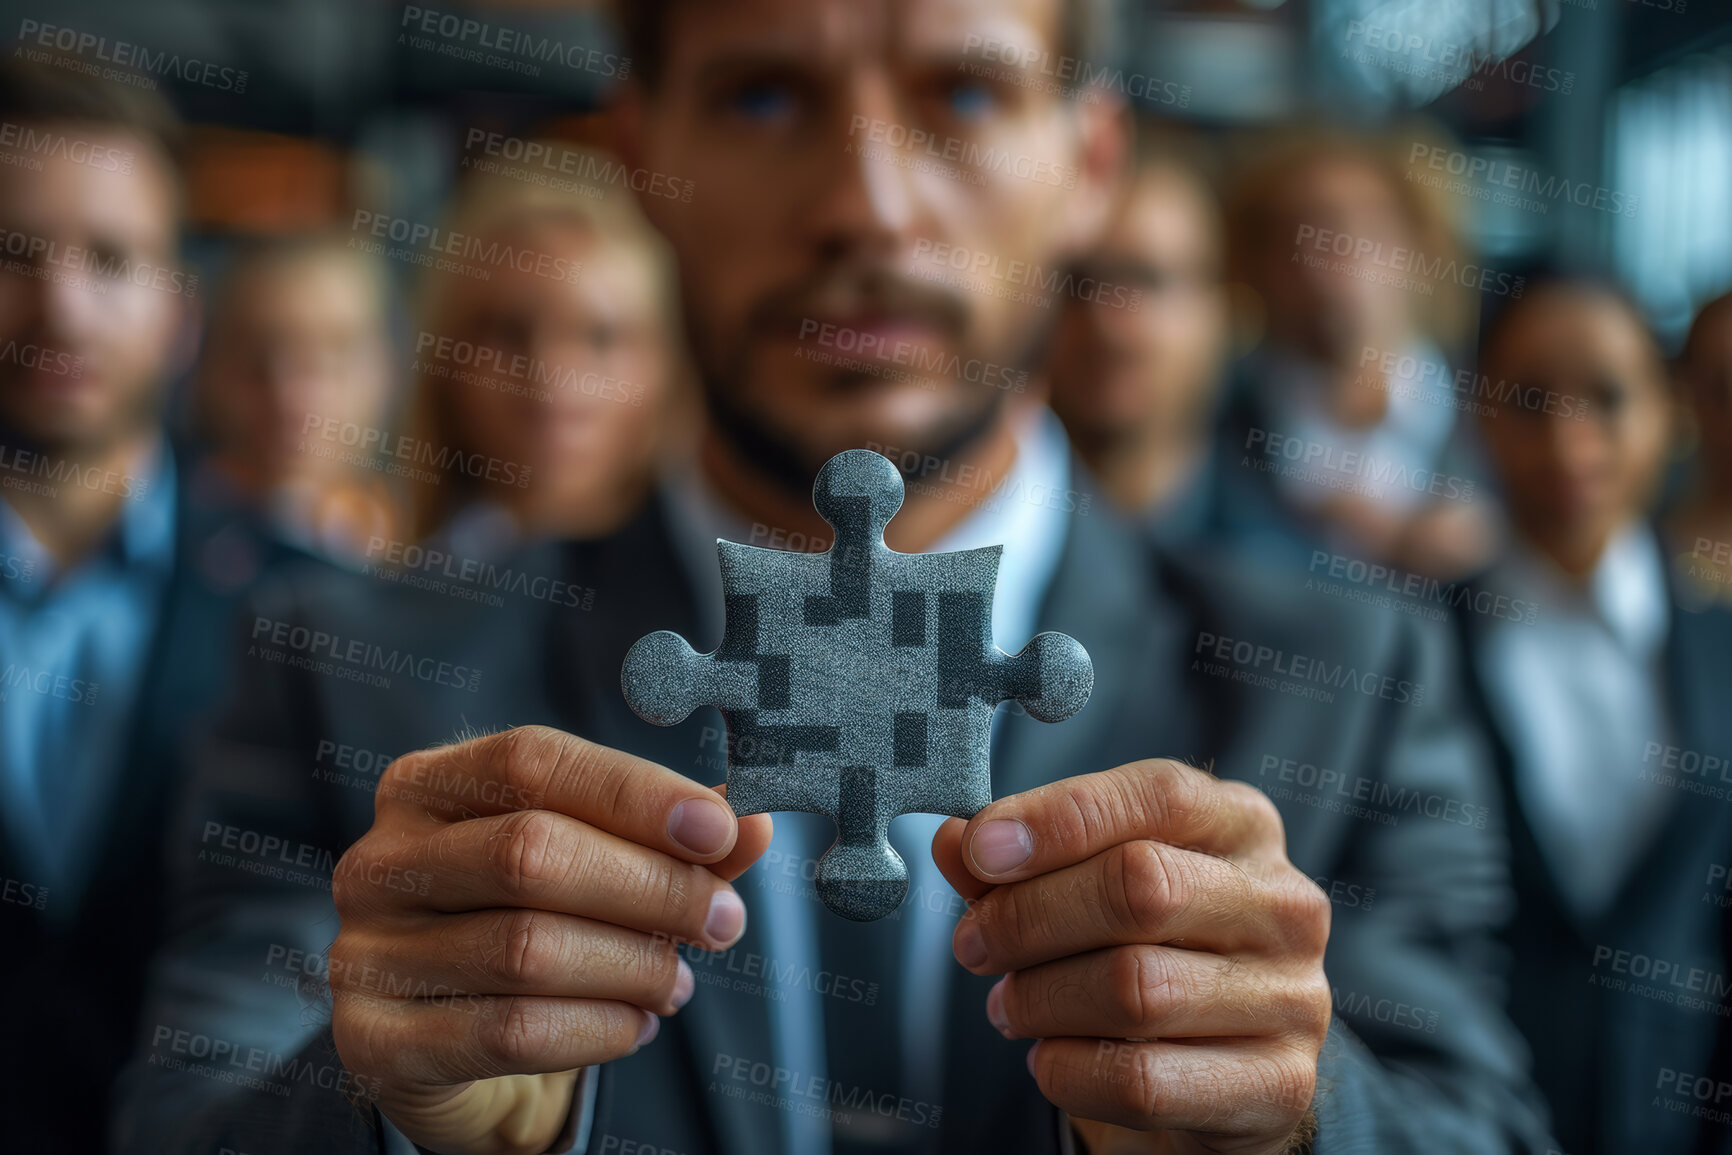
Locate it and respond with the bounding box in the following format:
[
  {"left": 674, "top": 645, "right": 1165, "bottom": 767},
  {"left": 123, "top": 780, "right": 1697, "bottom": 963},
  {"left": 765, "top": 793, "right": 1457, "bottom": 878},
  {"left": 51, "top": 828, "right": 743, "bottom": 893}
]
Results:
[
  {"left": 1012, "top": 631, "right": 1095, "bottom": 723},
  {"left": 812, "top": 449, "right": 904, "bottom": 537},
  {"left": 620, "top": 630, "right": 708, "bottom": 726},
  {"left": 817, "top": 838, "right": 908, "bottom": 922}
]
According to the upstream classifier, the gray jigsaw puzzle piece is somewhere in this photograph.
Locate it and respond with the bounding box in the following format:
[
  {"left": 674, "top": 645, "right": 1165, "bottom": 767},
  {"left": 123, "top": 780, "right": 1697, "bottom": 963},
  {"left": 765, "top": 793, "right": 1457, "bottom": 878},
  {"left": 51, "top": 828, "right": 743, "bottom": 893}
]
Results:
[{"left": 622, "top": 448, "right": 1093, "bottom": 920}]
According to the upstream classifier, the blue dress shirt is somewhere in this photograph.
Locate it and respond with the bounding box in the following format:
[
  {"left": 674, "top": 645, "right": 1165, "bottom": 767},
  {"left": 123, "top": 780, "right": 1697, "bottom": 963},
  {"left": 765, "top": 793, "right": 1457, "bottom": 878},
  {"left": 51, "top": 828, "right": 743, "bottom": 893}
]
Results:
[{"left": 0, "top": 439, "right": 176, "bottom": 918}]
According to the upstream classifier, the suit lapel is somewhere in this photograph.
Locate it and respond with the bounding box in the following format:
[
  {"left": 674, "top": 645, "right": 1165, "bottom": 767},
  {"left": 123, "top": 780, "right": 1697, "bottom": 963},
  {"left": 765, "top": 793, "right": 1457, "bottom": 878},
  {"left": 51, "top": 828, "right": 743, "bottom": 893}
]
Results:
[{"left": 546, "top": 498, "right": 784, "bottom": 1155}]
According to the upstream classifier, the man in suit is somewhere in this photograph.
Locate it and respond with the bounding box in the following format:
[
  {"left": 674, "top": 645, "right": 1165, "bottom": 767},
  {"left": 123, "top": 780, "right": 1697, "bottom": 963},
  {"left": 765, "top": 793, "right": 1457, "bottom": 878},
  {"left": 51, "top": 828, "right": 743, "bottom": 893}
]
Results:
[
  {"left": 117, "top": 1, "right": 1554, "bottom": 1152},
  {"left": 0, "top": 60, "right": 304, "bottom": 1151},
  {"left": 1449, "top": 273, "right": 1732, "bottom": 1154}
]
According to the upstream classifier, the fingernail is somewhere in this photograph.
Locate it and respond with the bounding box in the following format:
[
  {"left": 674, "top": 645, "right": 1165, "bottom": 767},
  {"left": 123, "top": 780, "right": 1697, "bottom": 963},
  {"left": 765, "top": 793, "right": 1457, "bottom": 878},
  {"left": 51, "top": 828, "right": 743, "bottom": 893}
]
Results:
[
  {"left": 636, "top": 1011, "right": 660, "bottom": 1047},
  {"left": 705, "top": 889, "right": 746, "bottom": 946},
  {"left": 971, "top": 819, "right": 1033, "bottom": 876},
  {"left": 1026, "top": 1042, "right": 1039, "bottom": 1077},
  {"left": 954, "top": 919, "right": 987, "bottom": 969},
  {"left": 986, "top": 978, "right": 1010, "bottom": 1036},
  {"left": 668, "top": 798, "right": 733, "bottom": 856},
  {"left": 670, "top": 959, "right": 694, "bottom": 1010}
]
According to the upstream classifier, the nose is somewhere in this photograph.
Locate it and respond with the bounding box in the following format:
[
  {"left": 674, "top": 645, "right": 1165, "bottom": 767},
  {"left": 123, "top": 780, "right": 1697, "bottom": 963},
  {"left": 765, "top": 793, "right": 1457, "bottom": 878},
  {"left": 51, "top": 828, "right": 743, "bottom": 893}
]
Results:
[{"left": 804, "top": 82, "right": 920, "bottom": 266}]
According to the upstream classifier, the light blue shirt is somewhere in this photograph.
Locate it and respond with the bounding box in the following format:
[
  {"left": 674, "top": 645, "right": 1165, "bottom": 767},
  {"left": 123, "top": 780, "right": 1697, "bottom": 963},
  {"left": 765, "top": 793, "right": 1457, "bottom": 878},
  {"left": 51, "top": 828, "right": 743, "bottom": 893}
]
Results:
[
  {"left": 0, "top": 438, "right": 175, "bottom": 918},
  {"left": 1477, "top": 525, "right": 1674, "bottom": 919}
]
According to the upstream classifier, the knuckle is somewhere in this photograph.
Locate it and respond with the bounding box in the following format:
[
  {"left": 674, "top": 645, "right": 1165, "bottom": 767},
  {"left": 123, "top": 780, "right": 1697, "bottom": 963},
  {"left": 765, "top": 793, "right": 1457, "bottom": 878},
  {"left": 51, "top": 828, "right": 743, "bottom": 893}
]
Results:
[
  {"left": 1111, "top": 945, "right": 1176, "bottom": 1031},
  {"left": 478, "top": 996, "right": 554, "bottom": 1072},
  {"left": 1106, "top": 840, "right": 1177, "bottom": 939},
  {"left": 1265, "top": 1048, "right": 1321, "bottom": 1117},
  {"left": 1138, "top": 759, "right": 1206, "bottom": 833},
  {"left": 495, "top": 909, "right": 564, "bottom": 987},
  {"left": 632, "top": 936, "right": 680, "bottom": 999},
  {"left": 1232, "top": 781, "right": 1287, "bottom": 848},
  {"left": 1122, "top": 1046, "right": 1170, "bottom": 1121},
  {"left": 1272, "top": 874, "right": 1332, "bottom": 957},
  {"left": 634, "top": 852, "right": 697, "bottom": 932},
  {"left": 486, "top": 810, "right": 568, "bottom": 899}
]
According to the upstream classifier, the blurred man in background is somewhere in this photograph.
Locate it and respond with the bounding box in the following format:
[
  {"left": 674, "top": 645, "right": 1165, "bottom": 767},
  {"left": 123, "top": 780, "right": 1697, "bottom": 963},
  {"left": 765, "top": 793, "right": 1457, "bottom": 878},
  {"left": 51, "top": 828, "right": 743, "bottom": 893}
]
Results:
[
  {"left": 118, "top": 2, "right": 1556, "bottom": 1153},
  {"left": 1667, "top": 290, "right": 1732, "bottom": 603},
  {"left": 191, "top": 234, "right": 398, "bottom": 561},
  {"left": 0, "top": 59, "right": 303, "bottom": 1152},
  {"left": 1046, "top": 123, "right": 1232, "bottom": 543},
  {"left": 1220, "top": 129, "right": 1493, "bottom": 577},
  {"left": 1451, "top": 272, "right": 1732, "bottom": 1155}
]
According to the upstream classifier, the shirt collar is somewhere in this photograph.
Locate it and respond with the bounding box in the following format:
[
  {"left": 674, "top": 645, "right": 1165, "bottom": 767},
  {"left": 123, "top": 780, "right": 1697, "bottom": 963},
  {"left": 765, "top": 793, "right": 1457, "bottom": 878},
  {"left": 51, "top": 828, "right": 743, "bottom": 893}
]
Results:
[
  {"left": 1493, "top": 522, "right": 1670, "bottom": 658},
  {"left": 664, "top": 407, "right": 1075, "bottom": 650},
  {"left": 0, "top": 435, "right": 176, "bottom": 593}
]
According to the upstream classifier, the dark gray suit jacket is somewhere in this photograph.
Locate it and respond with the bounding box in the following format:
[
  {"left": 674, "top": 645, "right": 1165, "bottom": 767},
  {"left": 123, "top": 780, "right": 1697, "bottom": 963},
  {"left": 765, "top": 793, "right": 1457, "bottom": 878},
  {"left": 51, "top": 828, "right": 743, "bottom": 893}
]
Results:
[
  {"left": 1451, "top": 544, "right": 1732, "bottom": 1155},
  {"left": 113, "top": 483, "right": 1556, "bottom": 1155}
]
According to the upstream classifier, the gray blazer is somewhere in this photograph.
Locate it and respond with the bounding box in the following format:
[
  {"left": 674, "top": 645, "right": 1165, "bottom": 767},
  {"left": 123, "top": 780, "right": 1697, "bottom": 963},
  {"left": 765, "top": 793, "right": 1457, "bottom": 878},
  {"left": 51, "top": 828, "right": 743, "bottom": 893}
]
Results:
[{"left": 112, "top": 482, "right": 1556, "bottom": 1155}]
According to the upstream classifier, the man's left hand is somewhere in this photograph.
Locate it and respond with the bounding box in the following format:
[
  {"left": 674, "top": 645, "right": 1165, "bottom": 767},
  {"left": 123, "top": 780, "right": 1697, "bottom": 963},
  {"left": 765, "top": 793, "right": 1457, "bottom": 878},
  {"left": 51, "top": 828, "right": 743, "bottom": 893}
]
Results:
[{"left": 931, "top": 759, "right": 1332, "bottom": 1155}]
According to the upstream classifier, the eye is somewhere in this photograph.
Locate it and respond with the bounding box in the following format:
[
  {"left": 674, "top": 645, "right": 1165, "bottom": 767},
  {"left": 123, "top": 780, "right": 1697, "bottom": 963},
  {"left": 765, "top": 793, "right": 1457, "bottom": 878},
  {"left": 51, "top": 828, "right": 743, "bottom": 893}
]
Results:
[
  {"left": 727, "top": 79, "right": 799, "bottom": 126},
  {"left": 941, "top": 78, "right": 997, "bottom": 121}
]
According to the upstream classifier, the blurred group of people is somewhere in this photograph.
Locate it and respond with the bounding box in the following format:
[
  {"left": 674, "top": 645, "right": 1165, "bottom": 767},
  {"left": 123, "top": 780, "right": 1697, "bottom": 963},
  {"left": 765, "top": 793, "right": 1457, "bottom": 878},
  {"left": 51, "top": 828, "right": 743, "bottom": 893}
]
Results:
[{"left": 5, "top": 0, "right": 1732, "bottom": 1153}]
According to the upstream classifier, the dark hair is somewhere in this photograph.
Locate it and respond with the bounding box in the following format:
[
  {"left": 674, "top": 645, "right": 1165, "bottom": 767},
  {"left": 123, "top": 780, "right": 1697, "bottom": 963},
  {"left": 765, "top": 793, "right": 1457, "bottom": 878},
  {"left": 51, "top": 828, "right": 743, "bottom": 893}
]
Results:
[
  {"left": 0, "top": 57, "right": 184, "bottom": 174},
  {"left": 1475, "top": 261, "right": 1653, "bottom": 369},
  {"left": 606, "top": 0, "right": 1122, "bottom": 91}
]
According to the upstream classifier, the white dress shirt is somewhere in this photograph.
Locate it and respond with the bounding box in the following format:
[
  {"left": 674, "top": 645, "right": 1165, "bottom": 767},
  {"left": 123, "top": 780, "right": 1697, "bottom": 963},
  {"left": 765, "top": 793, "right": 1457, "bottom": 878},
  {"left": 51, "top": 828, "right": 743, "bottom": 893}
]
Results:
[{"left": 1476, "top": 525, "right": 1675, "bottom": 920}]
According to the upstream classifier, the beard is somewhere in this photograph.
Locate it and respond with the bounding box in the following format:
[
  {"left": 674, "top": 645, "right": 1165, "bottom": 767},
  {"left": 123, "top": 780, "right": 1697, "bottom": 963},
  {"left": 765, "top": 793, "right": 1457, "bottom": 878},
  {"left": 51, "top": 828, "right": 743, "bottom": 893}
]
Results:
[{"left": 686, "top": 259, "right": 1046, "bottom": 495}]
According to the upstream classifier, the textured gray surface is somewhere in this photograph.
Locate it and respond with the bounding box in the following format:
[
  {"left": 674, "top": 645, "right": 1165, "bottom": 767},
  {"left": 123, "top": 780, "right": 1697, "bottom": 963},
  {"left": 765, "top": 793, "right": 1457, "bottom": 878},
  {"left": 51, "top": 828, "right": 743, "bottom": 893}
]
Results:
[{"left": 621, "top": 449, "right": 1094, "bottom": 920}]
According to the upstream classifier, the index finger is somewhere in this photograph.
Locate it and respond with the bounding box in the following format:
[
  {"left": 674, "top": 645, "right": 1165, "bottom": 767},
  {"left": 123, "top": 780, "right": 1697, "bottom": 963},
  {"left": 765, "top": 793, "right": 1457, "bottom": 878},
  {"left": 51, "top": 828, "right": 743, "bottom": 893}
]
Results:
[
  {"left": 379, "top": 725, "right": 747, "bottom": 865},
  {"left": 952, "top": 759, "right": 1286, "bottom": 885}
]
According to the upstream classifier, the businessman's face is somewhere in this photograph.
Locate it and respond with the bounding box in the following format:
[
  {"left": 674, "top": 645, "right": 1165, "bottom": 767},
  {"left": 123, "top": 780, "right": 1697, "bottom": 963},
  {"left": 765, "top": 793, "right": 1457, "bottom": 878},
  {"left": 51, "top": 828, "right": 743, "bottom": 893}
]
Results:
[
  {"left": 621, "top": 0, "right": 1118, "bottom": 480},
  {"left": 0, "top": 125, "right": 184, "bottom": 453}
]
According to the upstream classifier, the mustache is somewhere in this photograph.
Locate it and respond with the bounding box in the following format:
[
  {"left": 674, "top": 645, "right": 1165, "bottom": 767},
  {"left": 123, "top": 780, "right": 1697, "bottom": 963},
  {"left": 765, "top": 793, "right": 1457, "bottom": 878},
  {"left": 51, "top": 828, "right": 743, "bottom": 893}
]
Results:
[{"left": 747, "top": 264, "right": 970, "bottom": 345}]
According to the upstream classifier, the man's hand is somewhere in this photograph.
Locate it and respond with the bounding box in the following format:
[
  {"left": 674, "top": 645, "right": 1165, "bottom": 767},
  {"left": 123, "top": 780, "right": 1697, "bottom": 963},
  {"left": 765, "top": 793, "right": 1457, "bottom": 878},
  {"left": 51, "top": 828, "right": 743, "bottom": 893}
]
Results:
[
  {"left": 931, "top": 759, "right": 1331, "bottom": 1155},
  {"left": 328, "top": 725, "right": 773, "bottom": 1155}
]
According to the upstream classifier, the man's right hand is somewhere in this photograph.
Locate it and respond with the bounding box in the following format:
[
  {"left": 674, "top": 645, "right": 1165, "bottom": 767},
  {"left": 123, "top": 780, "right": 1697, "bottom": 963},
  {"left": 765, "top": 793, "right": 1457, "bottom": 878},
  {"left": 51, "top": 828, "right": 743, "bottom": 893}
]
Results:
[{"left": 329, "top": 725, "right": 772, "bottom": 1155}]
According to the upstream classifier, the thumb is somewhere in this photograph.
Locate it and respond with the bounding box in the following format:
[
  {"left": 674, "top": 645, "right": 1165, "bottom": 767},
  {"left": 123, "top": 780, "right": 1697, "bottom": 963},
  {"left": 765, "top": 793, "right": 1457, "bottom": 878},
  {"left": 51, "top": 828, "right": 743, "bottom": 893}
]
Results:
[
  {"left": 709, "top": 782, "right": 774, "bottom": 883},
  {"left": 931, "top": 816, "right": 993, "bottom": 904}
]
